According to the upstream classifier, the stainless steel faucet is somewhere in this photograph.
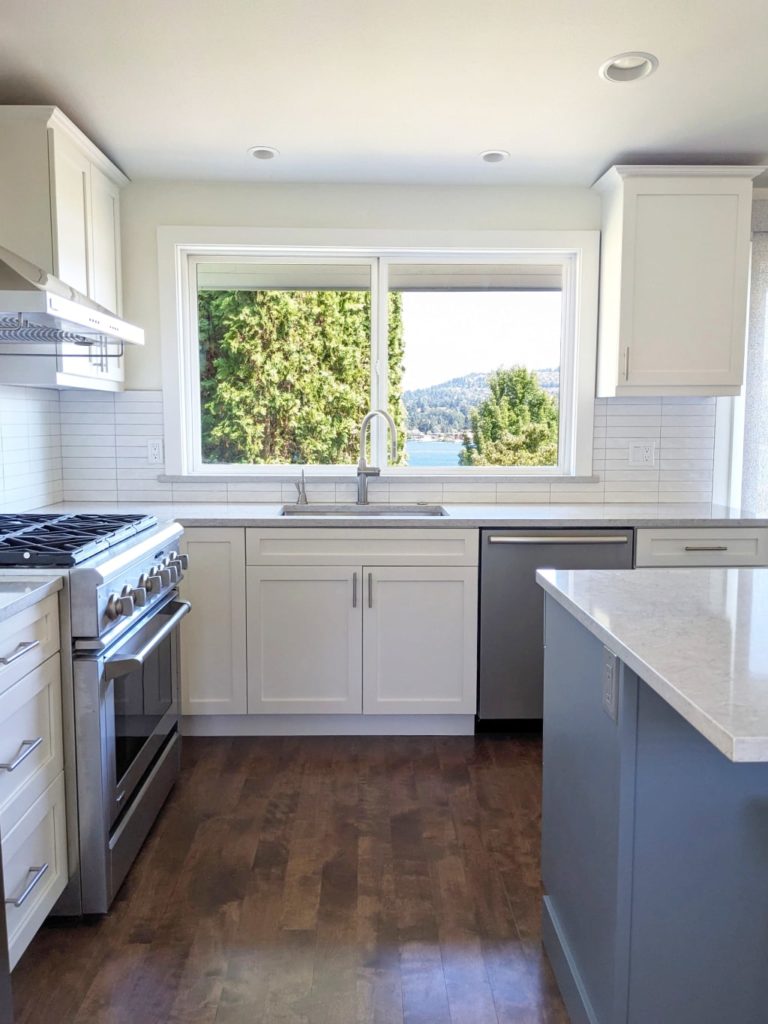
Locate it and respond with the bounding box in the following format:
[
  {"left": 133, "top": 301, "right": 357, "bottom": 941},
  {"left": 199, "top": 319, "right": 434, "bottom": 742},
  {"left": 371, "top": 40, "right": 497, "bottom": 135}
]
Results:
[
  {"left": 357, "top": 409, "right": 397, "bottom": 504},
  {"left": 294, "top": 469, "right": 308, "bottom": 505}
]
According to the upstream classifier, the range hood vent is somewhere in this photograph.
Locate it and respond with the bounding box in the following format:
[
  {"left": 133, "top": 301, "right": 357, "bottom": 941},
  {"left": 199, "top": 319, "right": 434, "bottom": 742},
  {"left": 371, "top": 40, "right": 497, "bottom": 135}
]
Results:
[{"left": 0, "top": 244, "right": 144, "bottom": 348}]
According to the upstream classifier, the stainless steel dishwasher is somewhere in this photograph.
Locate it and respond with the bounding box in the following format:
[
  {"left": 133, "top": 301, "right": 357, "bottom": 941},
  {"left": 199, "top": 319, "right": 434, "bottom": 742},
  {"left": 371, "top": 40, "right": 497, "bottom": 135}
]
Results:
[{"left": 478, "top": 528, "right": 634, "bottom": 722}]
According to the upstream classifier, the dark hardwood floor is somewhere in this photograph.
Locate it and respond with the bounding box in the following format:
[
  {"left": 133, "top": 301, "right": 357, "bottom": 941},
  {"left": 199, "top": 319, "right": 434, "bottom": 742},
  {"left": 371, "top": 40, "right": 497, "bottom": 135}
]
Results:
[{"left": 12, "top": 735, "right": 568, "bottom": 1024}]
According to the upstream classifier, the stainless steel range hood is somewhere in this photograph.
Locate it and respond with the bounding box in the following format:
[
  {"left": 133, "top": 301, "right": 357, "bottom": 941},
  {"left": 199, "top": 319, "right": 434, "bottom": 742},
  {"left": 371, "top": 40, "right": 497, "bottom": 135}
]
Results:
[{"left": 0, "top": 244, "right": 144, "bottom": 347}]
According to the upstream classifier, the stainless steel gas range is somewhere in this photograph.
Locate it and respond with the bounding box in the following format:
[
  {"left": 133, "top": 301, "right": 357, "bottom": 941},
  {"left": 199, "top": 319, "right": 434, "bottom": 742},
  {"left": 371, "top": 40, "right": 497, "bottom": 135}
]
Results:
[{"left": 0, "top": 512, "right": 190, "bottom": 914}]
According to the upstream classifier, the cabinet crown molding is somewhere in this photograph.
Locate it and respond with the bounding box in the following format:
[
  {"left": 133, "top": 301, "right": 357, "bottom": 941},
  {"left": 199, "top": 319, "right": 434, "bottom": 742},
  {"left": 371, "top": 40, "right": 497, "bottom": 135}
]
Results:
[
  {"left": 0, "top": 104, "right": 128, "bottom": 187},
  {"left": 592, "top": 164, "right": 767, "bottom": 191}
]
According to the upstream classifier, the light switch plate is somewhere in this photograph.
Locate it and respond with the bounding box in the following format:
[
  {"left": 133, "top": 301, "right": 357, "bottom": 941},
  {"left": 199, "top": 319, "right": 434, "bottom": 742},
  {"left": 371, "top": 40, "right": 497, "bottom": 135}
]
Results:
[{"left": 602, "top": 647, "right": 619, "bottom": 721}]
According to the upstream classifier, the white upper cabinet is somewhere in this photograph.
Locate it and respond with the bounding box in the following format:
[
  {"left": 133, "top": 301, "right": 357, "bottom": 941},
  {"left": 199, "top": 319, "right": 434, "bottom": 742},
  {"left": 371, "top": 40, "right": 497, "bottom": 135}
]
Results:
[
  {"left": 0, "top": 106, "right": 127, "bottom": 312},
  {"left": 0, "top": 106, "right": 128, "bottom": 390},
  {"left": 594, "top": 165, "right": 764, "bottom": 397}
]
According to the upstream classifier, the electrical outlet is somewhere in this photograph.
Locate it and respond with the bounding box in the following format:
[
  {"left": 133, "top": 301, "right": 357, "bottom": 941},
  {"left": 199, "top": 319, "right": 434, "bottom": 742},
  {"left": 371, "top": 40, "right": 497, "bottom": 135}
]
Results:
[
  {"left": 628, "top": 441, "right": 656, "bottom": 467},
  {"left": 602, "top": 647, "right": 619, "bottom": 722},
  {"left": 147, "top": 439, "right": 164, "bottom": 465}
]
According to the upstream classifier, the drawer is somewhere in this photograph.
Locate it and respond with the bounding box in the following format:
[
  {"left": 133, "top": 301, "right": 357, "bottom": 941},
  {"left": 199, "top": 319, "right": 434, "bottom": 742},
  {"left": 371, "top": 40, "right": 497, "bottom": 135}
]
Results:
[
  {"left": 0, "top": 656, "right": 63, "bottom": 834},
  {"left": 3, "top": 772, "right": 67, "bottom": 969},
  {"left": 0, "top": 595, "right": 60, "bottom": 696},
  {"left": 635, "top": 528, "right": 768, "bottom": 567},
  {"left": 246, "top": 528, "right": 479, "bottom": 567}
]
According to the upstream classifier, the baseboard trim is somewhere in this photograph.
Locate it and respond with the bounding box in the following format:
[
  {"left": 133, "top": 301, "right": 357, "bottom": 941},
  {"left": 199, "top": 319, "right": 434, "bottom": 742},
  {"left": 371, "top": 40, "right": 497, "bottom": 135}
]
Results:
[
  {"left": 542, "top": 895, "right": 599, "bottom": 1024},
  {"left": 181, "top": 714, "right": 476, "bottom": 737}
]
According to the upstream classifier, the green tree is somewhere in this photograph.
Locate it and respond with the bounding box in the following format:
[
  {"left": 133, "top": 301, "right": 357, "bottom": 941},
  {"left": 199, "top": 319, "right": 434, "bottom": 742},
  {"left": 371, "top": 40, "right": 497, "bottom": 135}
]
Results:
[
  {"left": 460, "top": 366, "right": 558, "bottom": 466},
  {"left": 198, "top": 289, "right": 405, "bottom": 465}
]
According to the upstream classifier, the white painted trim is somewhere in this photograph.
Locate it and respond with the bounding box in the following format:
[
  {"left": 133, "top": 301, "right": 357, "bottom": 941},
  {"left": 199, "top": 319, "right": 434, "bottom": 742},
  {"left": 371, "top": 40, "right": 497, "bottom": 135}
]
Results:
[
  {"left": 157, "top": 226, "right": 600, "bottom": 478},
  {"left": 713, "top": 397, "right": 744, "bottom": 508},
  {"left": 180, "top": 713, "right": 476, "bottom": 736}
]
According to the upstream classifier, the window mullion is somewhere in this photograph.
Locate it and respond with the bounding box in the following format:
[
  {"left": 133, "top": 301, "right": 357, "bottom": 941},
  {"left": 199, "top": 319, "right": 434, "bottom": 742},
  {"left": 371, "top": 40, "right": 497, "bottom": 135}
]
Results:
[{"left": 374, "top": 258, "right": 390, "bottom": 467}]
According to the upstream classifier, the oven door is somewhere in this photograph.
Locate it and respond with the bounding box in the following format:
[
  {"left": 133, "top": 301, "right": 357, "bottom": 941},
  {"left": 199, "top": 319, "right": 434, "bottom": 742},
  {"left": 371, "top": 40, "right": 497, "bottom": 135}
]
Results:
[{"left": 102, "top": 598, "right": 190, "bottom": 826}]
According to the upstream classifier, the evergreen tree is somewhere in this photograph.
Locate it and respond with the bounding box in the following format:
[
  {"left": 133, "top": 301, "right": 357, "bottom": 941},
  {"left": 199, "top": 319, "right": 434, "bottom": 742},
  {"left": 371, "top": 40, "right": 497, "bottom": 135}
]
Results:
[
  {"left": 198, "top": 289, "right": 405, "bottom": 465},
  {"left": 460, "top": 366, "right": 558, "bottom": 466}
]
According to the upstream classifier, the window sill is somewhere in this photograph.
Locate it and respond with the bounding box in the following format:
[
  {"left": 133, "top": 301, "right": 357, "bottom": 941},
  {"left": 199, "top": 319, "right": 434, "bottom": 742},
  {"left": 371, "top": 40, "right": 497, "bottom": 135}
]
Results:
[{"left": 158, "top": 472, "right": 600, "bottom": 485}]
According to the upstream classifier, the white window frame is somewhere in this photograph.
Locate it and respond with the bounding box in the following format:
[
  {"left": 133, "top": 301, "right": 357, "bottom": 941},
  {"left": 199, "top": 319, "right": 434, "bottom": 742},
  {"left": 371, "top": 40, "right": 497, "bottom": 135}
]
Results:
[{"left": 158, "top": 227, "right": 599, "bottom": 478}]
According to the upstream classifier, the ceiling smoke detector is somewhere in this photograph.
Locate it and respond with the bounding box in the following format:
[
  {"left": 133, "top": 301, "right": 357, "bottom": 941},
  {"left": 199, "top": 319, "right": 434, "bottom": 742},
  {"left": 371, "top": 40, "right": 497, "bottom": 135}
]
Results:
[
  {"left": 480, "top": 150, "right": 510, "bottom": 163},
  {"left": 599, "top": 52, "right": 659, "bottom": 83},
  {"left": 248, "top": 146, "right": 279, "bottom": 160}
]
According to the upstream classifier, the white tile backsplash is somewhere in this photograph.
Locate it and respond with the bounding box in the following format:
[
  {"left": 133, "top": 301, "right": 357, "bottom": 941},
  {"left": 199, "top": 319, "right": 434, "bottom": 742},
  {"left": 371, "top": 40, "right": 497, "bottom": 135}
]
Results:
[
  {"left": 0, "top": 388, "right": 719, "bottom": 508},
  {"left": 0, "top": 385, "right": 63, "bottom": 511}
]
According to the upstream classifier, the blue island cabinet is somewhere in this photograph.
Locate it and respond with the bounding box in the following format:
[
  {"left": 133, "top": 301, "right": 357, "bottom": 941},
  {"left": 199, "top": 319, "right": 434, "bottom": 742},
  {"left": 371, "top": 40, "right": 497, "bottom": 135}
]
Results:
[{"left": 541, "top": 595, "right": 768, "bottom": 1024}]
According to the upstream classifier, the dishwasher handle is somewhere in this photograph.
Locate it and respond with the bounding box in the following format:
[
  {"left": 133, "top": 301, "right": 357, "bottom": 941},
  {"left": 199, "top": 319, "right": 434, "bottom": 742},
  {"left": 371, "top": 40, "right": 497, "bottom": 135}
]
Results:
[{"left": 487, "top": 535, "right": 630, "bottom": 545}]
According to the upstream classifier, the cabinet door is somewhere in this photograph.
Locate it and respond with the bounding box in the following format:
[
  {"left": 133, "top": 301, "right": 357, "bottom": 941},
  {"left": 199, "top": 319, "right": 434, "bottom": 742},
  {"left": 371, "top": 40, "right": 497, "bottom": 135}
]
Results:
[
  {"left": 48, "top": 129, "right": 90, "bottom": 295},
  {"left": 363, "top": 566, "right": 477, "bottom": 715},
  {"left": 178, "top": 529, "right": 247, "bottom": 715},
  {"left": 89, "top": 164, "right": 121, "bottom": 314},
  {"left": 247, "top": 566, "right": 362, "bottom": 714},
  {"left": 620, "top": 182, "right": 752, "bottom": 391}
]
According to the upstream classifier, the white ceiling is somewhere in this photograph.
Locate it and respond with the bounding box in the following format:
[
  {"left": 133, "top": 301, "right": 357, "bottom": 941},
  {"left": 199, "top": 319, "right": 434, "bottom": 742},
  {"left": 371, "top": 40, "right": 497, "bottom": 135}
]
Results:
[{"left": 2, "top": 0, "right": 768, "bottom": 186}]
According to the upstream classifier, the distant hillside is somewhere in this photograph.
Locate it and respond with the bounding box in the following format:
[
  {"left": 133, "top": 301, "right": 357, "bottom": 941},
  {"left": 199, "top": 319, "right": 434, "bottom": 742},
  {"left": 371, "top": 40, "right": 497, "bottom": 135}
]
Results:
[{"left": 403, "top": 368, "right": 559, "bottom": 436}]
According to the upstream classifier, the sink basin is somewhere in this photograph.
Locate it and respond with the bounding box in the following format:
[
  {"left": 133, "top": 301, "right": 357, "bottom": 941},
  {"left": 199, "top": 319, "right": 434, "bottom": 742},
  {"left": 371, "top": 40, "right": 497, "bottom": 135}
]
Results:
[{"left": 280, "top": 503, "right": 447, "bottom": 517}]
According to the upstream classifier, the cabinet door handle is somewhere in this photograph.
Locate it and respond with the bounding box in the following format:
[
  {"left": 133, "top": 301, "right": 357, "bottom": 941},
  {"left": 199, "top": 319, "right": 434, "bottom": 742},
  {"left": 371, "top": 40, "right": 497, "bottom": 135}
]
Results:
[
  {"left": 0, "top": 736, "right": 43, "bottom": 772},
  {"left": 683, "top": 545, "right": 728, "bottom": 552},
  {"left": 368, "top": 572, "right": 373, "bottom": 609},
  {"left": 5, "top": 864, "right": 48, "bottom": 907},
  {"left": 624, "top": 346, "right": 631, "bottom": 381},
  {"left": 0, "top": 639, "right": 40, "bottom": 666},
  {"left": 352, "top": 571, "right": 358, "bottom": 608}
]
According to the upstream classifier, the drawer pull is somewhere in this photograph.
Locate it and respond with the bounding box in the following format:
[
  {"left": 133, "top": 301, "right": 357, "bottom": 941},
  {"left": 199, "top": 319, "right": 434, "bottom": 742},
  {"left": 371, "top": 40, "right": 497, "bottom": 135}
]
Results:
[
  {"left": 5, "top": 863, "right": 48, "bottom": 908},
  {"left": 683, "top": 545, "right": 728, "bottom": 552},
  {"left": 0, "top": 737, "right": 43, "bottom": 772},
  {"left": 0, "top": 640, "right": 40, "bottom": 666}
]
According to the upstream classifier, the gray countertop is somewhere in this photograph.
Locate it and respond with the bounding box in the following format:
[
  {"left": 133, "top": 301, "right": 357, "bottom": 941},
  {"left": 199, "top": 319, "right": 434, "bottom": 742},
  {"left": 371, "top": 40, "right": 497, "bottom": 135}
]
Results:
[
  {"left": 537, "top": 566, "right": 768, "bottom": 763},
  {"left": 32, "top": 501, "right": 768, "bottom": 528},
  {"left": 0, "top": 575, "right": 63, "bottom": 625}
]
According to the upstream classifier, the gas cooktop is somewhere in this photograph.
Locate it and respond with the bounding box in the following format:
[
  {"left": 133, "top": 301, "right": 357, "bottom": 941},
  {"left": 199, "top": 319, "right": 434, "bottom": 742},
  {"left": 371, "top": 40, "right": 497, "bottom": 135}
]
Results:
[{"left": 0, "top": 513, "right": 158, "bottom": 567}]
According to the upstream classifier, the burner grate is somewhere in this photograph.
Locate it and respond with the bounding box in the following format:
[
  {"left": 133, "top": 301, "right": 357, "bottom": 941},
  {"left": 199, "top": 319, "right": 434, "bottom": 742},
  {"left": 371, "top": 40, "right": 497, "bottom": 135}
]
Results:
[{"left": 0, "top": 513, "right": 159, "bottom": 566}]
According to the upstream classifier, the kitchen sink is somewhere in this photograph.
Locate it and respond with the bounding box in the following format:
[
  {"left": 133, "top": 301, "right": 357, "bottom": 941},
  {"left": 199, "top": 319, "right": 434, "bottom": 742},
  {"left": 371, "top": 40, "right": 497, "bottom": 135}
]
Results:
[{"left": 280, "top": 503, "right": 448, "bottom": 517}]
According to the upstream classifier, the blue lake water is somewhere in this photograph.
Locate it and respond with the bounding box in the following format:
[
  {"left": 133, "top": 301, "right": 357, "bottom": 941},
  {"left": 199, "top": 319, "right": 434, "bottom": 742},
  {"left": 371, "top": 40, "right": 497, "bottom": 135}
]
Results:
[{"left": 405, "top": 439, "right": 464, "bottom": 467}]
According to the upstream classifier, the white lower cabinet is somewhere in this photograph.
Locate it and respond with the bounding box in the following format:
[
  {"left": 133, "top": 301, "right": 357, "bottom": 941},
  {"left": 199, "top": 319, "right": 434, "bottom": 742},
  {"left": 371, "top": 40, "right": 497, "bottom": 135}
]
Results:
[
  {"left": 243, "top": 529, "right": 479, "bottom": 717},
  {"left": 363, "top": 567, "right": 477, "bottom": 714},
  {"left": 3, "top": 774, "right": 67, "bottom": 969},
  {"left": 247, "top": 566, "right": 363, "bottom": 714},
  {"left": 178, "top": 528, "right": 247, "bottom": 715},
  {"left": 182, "top": 527, "right": 479, "bottom": 719}
]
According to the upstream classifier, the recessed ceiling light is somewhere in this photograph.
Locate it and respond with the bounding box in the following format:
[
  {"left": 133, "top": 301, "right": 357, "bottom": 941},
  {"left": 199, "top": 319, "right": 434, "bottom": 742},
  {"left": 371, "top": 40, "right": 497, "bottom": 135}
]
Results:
[
  {"left": 480, "top": 150, "right": 510, "bottom": 163},
  {"left": 248, "top": 146, "right": 279, "bottom": 160},
  {"left": 599, "top": 51, "right": 659, "bottom": 83}
]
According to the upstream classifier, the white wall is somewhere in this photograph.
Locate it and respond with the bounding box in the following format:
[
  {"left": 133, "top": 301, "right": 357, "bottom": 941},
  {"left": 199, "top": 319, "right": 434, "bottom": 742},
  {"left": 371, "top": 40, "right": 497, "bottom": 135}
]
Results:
[{"left": 119, "top": 182, "right": 601, "bottom": 388}]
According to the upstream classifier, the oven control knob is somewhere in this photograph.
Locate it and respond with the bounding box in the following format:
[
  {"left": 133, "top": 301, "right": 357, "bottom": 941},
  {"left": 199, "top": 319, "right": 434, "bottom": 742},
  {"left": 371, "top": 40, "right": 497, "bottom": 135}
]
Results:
[
  {"left": 145, "top": 570, "right": 165, "bottom": 593},
  {"left": 169, "top": 558, "right": 185, "bottom": 576},
  {"left": 167, "top": 565, "right": 180, "bottom": 584},
  {"left": 138, "top": 573, "right": 149, "bottom": 590},
  {"left": 132, "top": 587, "right": 148, "bottom": 607},
  {"left": 105, "top": 593, "right": 135, "bottom": 620},
  {"left": 177, "top": 554, "right": 189, "bottom": 570}
]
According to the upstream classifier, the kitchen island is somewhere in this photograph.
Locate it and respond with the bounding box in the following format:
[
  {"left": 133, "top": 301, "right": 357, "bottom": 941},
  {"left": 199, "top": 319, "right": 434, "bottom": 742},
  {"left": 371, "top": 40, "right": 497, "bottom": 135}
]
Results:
[{"left": 536, "top": 566, "right": 768, "bottom": 1024}]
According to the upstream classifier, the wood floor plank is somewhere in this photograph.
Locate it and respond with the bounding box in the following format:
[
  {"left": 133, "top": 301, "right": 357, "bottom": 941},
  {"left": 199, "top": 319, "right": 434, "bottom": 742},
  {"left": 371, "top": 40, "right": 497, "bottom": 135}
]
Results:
[{"left": 11, "top": 735, "right": 568, "bottom": 1024}]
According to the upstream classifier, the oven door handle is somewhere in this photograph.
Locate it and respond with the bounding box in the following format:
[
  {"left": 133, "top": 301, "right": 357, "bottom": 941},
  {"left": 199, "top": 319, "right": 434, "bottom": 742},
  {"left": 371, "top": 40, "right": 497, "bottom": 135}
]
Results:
[{"left": 104, "top": 600, "right": 191, "bottom": 679}]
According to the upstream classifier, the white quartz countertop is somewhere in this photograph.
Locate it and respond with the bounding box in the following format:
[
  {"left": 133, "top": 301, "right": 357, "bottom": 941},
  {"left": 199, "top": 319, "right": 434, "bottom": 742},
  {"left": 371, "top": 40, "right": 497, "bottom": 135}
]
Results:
[
  {"left": 32, "top": 501, "right": 768, "bottom": 529},
  {"left": 0, "top": 575, "right": 63, "bottom": 625},
  {"left": 536, "top": 566, "right": 768, "bottom": 763}
]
